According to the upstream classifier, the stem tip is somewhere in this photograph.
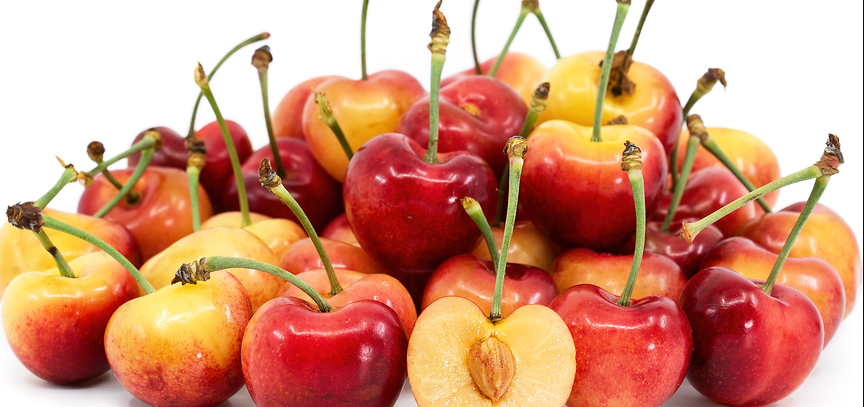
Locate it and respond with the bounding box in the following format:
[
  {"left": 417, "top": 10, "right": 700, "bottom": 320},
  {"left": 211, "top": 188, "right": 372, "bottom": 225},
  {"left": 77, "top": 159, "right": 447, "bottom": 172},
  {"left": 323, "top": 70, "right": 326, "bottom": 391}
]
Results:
[
  {"left": 6, "top": 202, "right": 44, "bottom": 232},
  {"left": 607, "top": 115, "right": 628, "bottom": 125},
  {"left": 251, "top": 45, "right": 272, "bottom": 73},
  {"left": 429, "top": 0, "right": 451, "bottom": 55},
  {"left": 621, "top": 140, "right": 643, "bottom": 171},
  {"left": 171, "top": 257, "right": 210, "bottom": 285},
  {"left": 504, "top": 136, "right": 528, "bottom": 159},
  {"left": 258, "top": 158, "right": 282, "bottom": 189},
  {"left": 194, "top": 63, "right": 209, "bottom": 89},
  {"left": 87, "top": 141, "right": 105, "bottom": 163},
  {"left": 816, "top": 134, "right": 844, "bottom": 175}
]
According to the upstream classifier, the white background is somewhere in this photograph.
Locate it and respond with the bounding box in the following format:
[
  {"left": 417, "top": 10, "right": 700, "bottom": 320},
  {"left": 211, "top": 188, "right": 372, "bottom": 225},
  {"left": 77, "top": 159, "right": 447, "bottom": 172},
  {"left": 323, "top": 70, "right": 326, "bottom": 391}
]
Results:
[{"left": 0, "top": 1, "right": 861, "bottom": 406}]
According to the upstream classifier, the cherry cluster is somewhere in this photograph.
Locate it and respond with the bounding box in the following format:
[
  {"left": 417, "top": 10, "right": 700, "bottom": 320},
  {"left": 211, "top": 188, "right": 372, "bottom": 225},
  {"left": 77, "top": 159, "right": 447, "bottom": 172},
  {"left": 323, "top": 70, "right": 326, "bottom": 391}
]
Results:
[{"left": 1, "top": 1, "right": 860, "bottom": 407}]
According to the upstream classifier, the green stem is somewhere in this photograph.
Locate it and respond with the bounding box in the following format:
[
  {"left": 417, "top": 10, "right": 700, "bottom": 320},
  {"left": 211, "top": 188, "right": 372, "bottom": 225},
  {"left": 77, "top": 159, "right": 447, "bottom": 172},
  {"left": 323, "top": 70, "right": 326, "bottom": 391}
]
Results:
[
  {"left": 34, "top": 230, "right": 75, "bottom": 278},
  {"left": 591, "top": 2, "right": 630, "bottom": 143},
  {"left": 423, "top": 53, "right": 446, "bottom": 164},
  {"left": 43, "top": 216, "right": 154, "bottom": 294},
  {"left": 471, "top": 0, "right": 482, "bottom": 74},
  {"left": 35, "top": 165, "right": 78, "bottom": 208},
  {"left": 762, "top": 175, "right": 829, "bottom": 295},
  {"left": 94, "top": 148, "right": 153, "bottom": 218},
  {"left": 489, "top": 8, "right": 529, "bottom": 77},
  {"left": 681, "top": 92, "right": 701, "bottom": 120},
  {"left": 187, "top": 165, "right": 202, "bottom": 232},
  {"left": 682, "top": 165, "right": 822, "bottom": 242},
  {"left": 269, "top": 181, "right": 342, "bottom": 296},
  {"left": 617, "top": 166, "right": 646, "bottom": 307},
  {"left": 462, "top": 197, "right": 500, "bottom": 269},
  {"left": 315, "top": 92, "right": 354, "bottom": 160},
  {"left": 360, "top": 0, "right": 369, "bottom": 80},
  {"left": 97, "top": 165, "right": 125, "bottom": 190},
  {"left": 203, "top": 256, "right": 331, "bottom": 312},
  {"left": 661, "top": 135, "right": 700, "bottom": 232},
  {"left": 86, "top": 137, "right": 157, "bottom": 177},
  {"left": 701, "top": 136, "right": 772, "bottom": 213},
  {"left": 490, "top": 138, "right": 527, "bottom": 322},
  {"left": 532, "top": 8, "right": 561, "bottom": 59},
  {"left": 626, "top": 0, "right": 654, "bottom": 58},
  {"left": 258, "top": 71, "right": 286, "bottom": 178},
  {"left": 186, "top": 33, "right": 270, "bottom": 138},
  {"left": 199, "top": 86, "right": 251, "bottom": 227},
  {"left": 492, "top": 163, "right": 508, "bottom": 228}
]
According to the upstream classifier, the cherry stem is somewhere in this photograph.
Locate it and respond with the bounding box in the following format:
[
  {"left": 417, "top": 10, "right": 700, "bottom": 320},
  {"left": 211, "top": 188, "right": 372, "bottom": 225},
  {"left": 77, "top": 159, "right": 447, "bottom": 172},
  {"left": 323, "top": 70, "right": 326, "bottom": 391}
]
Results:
[
  {"left": 681, "top": 166, "right": 821, "bottom": 243},
  {"left": 471, "top": 0, "right": 482, "bottom": 74},
  {"left": 186, "top": 33, "right": 270, "bottom": 138},
  {"left": 701, "top": 136, "right": 772, "bottom": 213},
  {"left": 531, "top": 8, "right": 561, "bottom": 59},
  {"left": 661, "top": 118, "right": 702, "bottom": 233},
  {"left": 196, "top": 64, "right": 251, "bottom": 227},
  {"left": 360, "top": 0, "right": 369, "bottom": 80},
  {"left": 673, "top": 69, "right": 727, "bottom": 190},
  {"left": 202, "top": 256, "right": 332, "bottom": 312},
  {"left": 86, "top": 136, "right": 158, "bottom": 177},
  {"left": 94, "top": 148, "right": 153, "bottom": 218},
  {"left": 186, "top": 165, "right": 203, "bottom": 231},
  {"left": 617, "top": 141, "right": 646, "bottom": 307},
  {"left": 253, "top": 47, "right": 286, "bottom": 178},
  {"left": 42, "top": 215, "right": 155, "bottom": 294},
  {"left": 462, "top": 197, "right": 500, "bottom": 270},
  {"left": 626, "top": 0, "right": 654, "bottom": 58},
  {"left": 34, "top": 230, "right": 75, "bottom": 278},
  {"left": 762, "top": 175, "right": 829, "bottom": 295},
  {"left": 424, "top": 1, "right": 450, "bottom": 165},
  {"left": 489, "top": 7, "right": 529, "bottom": 78},
  {"left": 591, "top": 1, "right": 631, "bottom": 143},
  {"left": 490, "top": 137, "right": 528, "bottom": 322},
  {"left": 35, "top": 163, "right": 78, "bottom": 208},
  {"left": 259, "top": 158, "right": 342, "bottom": 296},
  {"left": 315, "top": 92, "right": 354, "bottom": 160}
]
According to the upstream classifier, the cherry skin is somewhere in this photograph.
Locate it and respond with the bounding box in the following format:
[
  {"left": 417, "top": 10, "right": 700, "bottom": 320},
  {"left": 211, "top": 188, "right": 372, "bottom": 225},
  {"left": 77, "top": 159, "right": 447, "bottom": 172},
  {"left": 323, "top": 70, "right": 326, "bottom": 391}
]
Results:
[
  {"left": 320, "top": 213, "right": 358, "bottom": 245},
  {"left": 680, "top": 267, "right": 823, "bottom": 406},
  {"left": 242, "top": 297, "right": 408, "bottom": 407},
  {"left": 397, "top": 75, "right": 528, "bottom": 177},
  {"left": 617, "top": 218, "right": 724, "bottom": 279},
  {"left": 194, "top": 119, "right": 253, "bottom": 210},
  {"left": 441, "top": 52, "right": 547, "bottom": 106},
  {"left": 2, "top": 252, "right": 139, "bottom": 384},
  {"left": 279, "top": 237, "right": 387, "bottom": 276},
  {"left": 127, "top": 126, "right": 187, "bottom": 170},
  {"left": 521, "top": 121, "right": 667, "bottom": 251},
  {"left": 271, "top": 76, "right": 337, "bottom": 139},
  {"left": 550, "top": 284, "right": 692, "bottom": 407},
  {"left": 221, "top": 137, "right": 343, "bottom": 231},
  {"left": 421, "top": 254, "right": 558, "bottom": 318},
  {"left": 78, "top": 166, "right": 213, "bottom": 261},
  {"left": 343, "top": 133, "right": 497, "bottom": 275},
  {"left": 700, "top": 237, "right": 845, "bottom": 346},
  {"left": 0, "top": 208, "right": 141, "bottom": 296}
]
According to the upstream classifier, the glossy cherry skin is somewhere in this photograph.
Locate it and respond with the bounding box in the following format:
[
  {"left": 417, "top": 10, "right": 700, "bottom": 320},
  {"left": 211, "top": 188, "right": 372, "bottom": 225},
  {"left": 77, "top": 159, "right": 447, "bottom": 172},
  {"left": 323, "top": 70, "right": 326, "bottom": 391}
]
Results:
[
  {"left": 654, "top": 166, "right": 757, "bottom": 236},
  {"left": 550, "top": 284, "right": 692, "bottom": 407},
  {"left": 321, "top": 213, "right": 358, "bottom": 245},
  {"left": 700, "top": 237, "right": 845, "bottom": 346},
  {"left": 222, "top": 137, "right": 343, "bottom": 231},
  {"left": 521, "top": 121, "right": 667, "bottom": 251},
  {"left": 673, "top": 127, "right": 781, "bottom": 209},
  {"left": 279, "top": 237, "right": 387, "bottom": 276},
  {"left": 343, "top": 133, "right": 497, "bottom": 275},
  {"left": 538, "top": 51, "right": 682, "bottom": 155},
  {"left": 127, "top": 126, "right": 187, "bottom": 169},
  {"left": 242, "top": 297, "right": 408, "bottom": 407},
  {"left": 618, "top": 219, "right": 724, "bottom": 279},
  {"left": 278, "top": 269, "right": 417, "bottom": 338},
  {"left": 441, "top": 52, "right": 547, "bottom": 106},
  {"left": 194, "top": 119, "right": 253, "bottom": 210},
  {"left": 271, "top": 76, "right": 336, "bottom": 139},
  {"left": 421, "top": 254, "right": 558, "bottom": 318},
  {"left": 552, "top": 248, "right": 687, "bottom": 304},
  {"left": 681, "top": 267, "right": 823, "bottom": 406},
  {"left": 2, "top": 252, "right": 139, "bottom": 384},
  {"left": 105, "top": 271, "right": 251, "bottom": 407},
  {"left": 470, "top": 220, "right": 560, "bottom": 273},
  {"left": 735, "top": 202, "right": 862, "bottom": 318},
  {"left": 0, "top": 209, "right": 141, "bottom": 296},
  {"left": 303, "top": 71, "right": 426, "bottom": 182},
  {"left": 398, "top": 75, "right": 527, "bottom": 177},
  {"left": 78, "top": 166, "right": 213, "bottom": 261}
]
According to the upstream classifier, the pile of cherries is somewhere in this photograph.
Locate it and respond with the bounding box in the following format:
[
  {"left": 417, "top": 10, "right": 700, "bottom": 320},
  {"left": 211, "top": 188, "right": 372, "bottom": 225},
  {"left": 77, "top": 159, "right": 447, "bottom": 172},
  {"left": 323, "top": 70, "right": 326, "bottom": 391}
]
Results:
[{"left": 1, "top": 1, "right": 860, "bottom": 407}]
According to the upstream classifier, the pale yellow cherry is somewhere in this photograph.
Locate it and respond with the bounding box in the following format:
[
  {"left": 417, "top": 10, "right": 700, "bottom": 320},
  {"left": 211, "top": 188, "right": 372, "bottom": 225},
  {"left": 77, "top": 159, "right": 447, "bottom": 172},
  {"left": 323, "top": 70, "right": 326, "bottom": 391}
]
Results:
[
  {"left": 201, "top": 211, "right": 305, "bottom": 259},
  {"left": 408, "top": 296, "right": 575, "bottom": 406},
  {"left": 139, "top": 226, "right": 281, "bottom": 312}
]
